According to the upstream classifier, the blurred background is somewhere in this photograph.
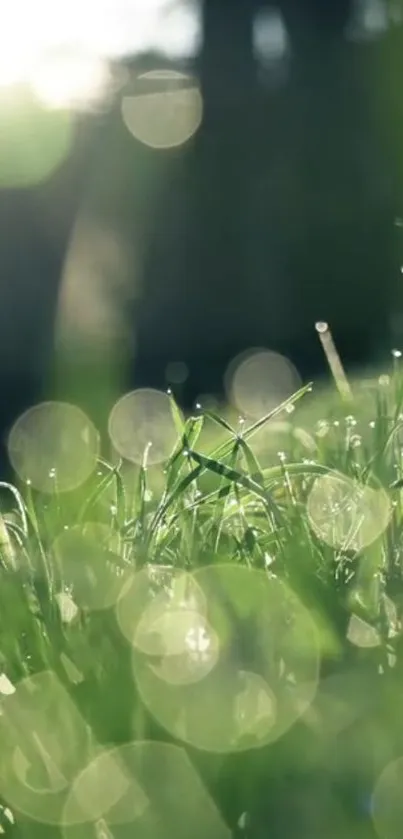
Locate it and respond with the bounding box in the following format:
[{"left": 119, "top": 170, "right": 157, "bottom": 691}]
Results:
[{"left": 1, "top": 0, "right": 403, "bottom": 454}]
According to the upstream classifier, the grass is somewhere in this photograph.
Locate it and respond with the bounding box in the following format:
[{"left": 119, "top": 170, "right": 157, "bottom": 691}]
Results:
[{"left": 1, "top": 357, "right": 403, "bottom": 836}]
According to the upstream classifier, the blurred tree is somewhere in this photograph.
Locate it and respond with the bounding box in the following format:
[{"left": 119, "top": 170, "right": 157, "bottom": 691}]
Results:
[{"left": 133, "top": 0, "right": 402, "bottom": 404}]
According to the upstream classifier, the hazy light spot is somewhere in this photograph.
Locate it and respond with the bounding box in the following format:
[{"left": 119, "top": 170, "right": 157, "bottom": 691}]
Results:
[
  {"left": 0, "top": 671, "right": 91, "bottom": 824},
  {"left": 63, "top": 741, "right": 230, "bottom": 838},
  {"left": 165, "top": 361, "right": 189, "bottom": 385},
  {"left": 233, "top": 671, "right": 277, "bottom": 744},
  {"left": 0, "top": 1, "right": 201, "bottom": 92},
  {"left": 132, "top": 565, "right": 319, "bottom": 753},
  {"left": 55, "top": 592, "right": 79, "bottom": 623},
  {"left": 52, "top": 523, "right": 131, "bottom": 612},
  {"left": 253, "top": 7, "right": 289, "bottom": 63},
  {"left": 63, "top": 747, "right": 146, "bottom": 826},
  {"left": 135, "top": 608, "right": 214, "bottom": 657},
  {"left": 121, "top": 70, "right": 203, "bottom": 149},
  {"left": 146, "top": 612, "right": 220, "bottom": 686},
  {"left": 0, "top": 675, "right": 15, "bottom": 696},
  {"left": 31, "top": 49, "right": 111, "bottom": 110},
  {"left": 108, "top": 389, "right": 180, "bottom": 465},
  {"left": 307, "top": 473, "right": 391, "bottom": 552},
  {"left": 347, "top": 0, "right": 389, "bottom": 40},
  {"left": 116, "top": 568, "right": 207, "bottom": 651},
  {"left": 226, "top": 349, "right": 301, "bottom": 421},
  {"left": 0, "top": 90, "right": 72, "bottom": 186},
  {"left": 7, "top": 402, "right": 99, "bottom": 493},
  {"left": 59, "top": 654, "right": 83, "bottom": 686},
  {"left": 347, "top": 614, "right": 380, "bottom": 648},
  {"left": 372, "top": 757, "right": 403, "bottom": 839},
  {"left": 56, "top": 220, "right": 134, "bottom": 385}
]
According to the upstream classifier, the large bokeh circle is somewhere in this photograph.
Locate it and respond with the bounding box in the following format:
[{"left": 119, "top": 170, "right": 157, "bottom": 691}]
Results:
[{"left": 127, "top": 564, "right": 320, "bottom": 753}]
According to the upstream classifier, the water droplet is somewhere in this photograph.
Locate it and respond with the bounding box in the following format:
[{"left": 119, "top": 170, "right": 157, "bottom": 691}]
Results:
[
  {"left": 315, "top": 321, "right": 328, "bottom": 334},
  {"left": 285, "top": 404, "right": 295, "bottom": 414},
  {"left": 333, "top": 420, "right": 340, "bottom": 428},
  {"left": 345, "top": 415, "right": 357, "bottom": 427},
  {"left": 392, "top": 348, "right": 402, "bottom": 359},
  {"left": 195, "top": 402, "right": 202, "bottom": 411},
  {"left": 167, "top": 388, "right": 172, "bottom": 396},
  {"left": 369, "top": 420, "right": 376, "bottom": 429}
]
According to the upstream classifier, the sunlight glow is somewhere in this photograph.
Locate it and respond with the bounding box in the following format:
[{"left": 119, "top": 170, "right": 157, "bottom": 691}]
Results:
[
  {"left": 30, "top": 50, "right": 111, "bottom": 110},
  {"left": 0, "top": 1, "right": 200, "bottom": 108}
]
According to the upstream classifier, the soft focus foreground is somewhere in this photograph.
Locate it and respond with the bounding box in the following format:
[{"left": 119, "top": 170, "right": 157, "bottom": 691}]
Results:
[{"left": 1, "top": 365, "right": 403, "bottom": 837}]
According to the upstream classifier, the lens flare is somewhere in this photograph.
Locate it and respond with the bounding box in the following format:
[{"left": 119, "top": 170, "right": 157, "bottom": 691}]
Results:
[
  {"left": 62, "top": 742, "right": 230, "bottom": 839},
  {"left": 130, "top": 564, "right": 319, "bottom": 753},
  {"left": 7, "top": 401, "right": 99, "bottom": 493},
  {"left": 307, "top": 472, "right": 391, "bottom": 552},
  {"left": 121, "top": 70, "right": 203, "bottom": 149},
  {"left": 0, "top": 671, "right": 92, "bottom": 824},
  {"left": 52, "top": 523, "right": 131, "bottom": 612},
  {"left": 226, "top": 349, "right": 301, "bottom": 420},
  {"left": 108, "top": 389, "right": 179, "bottom": 465}
]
